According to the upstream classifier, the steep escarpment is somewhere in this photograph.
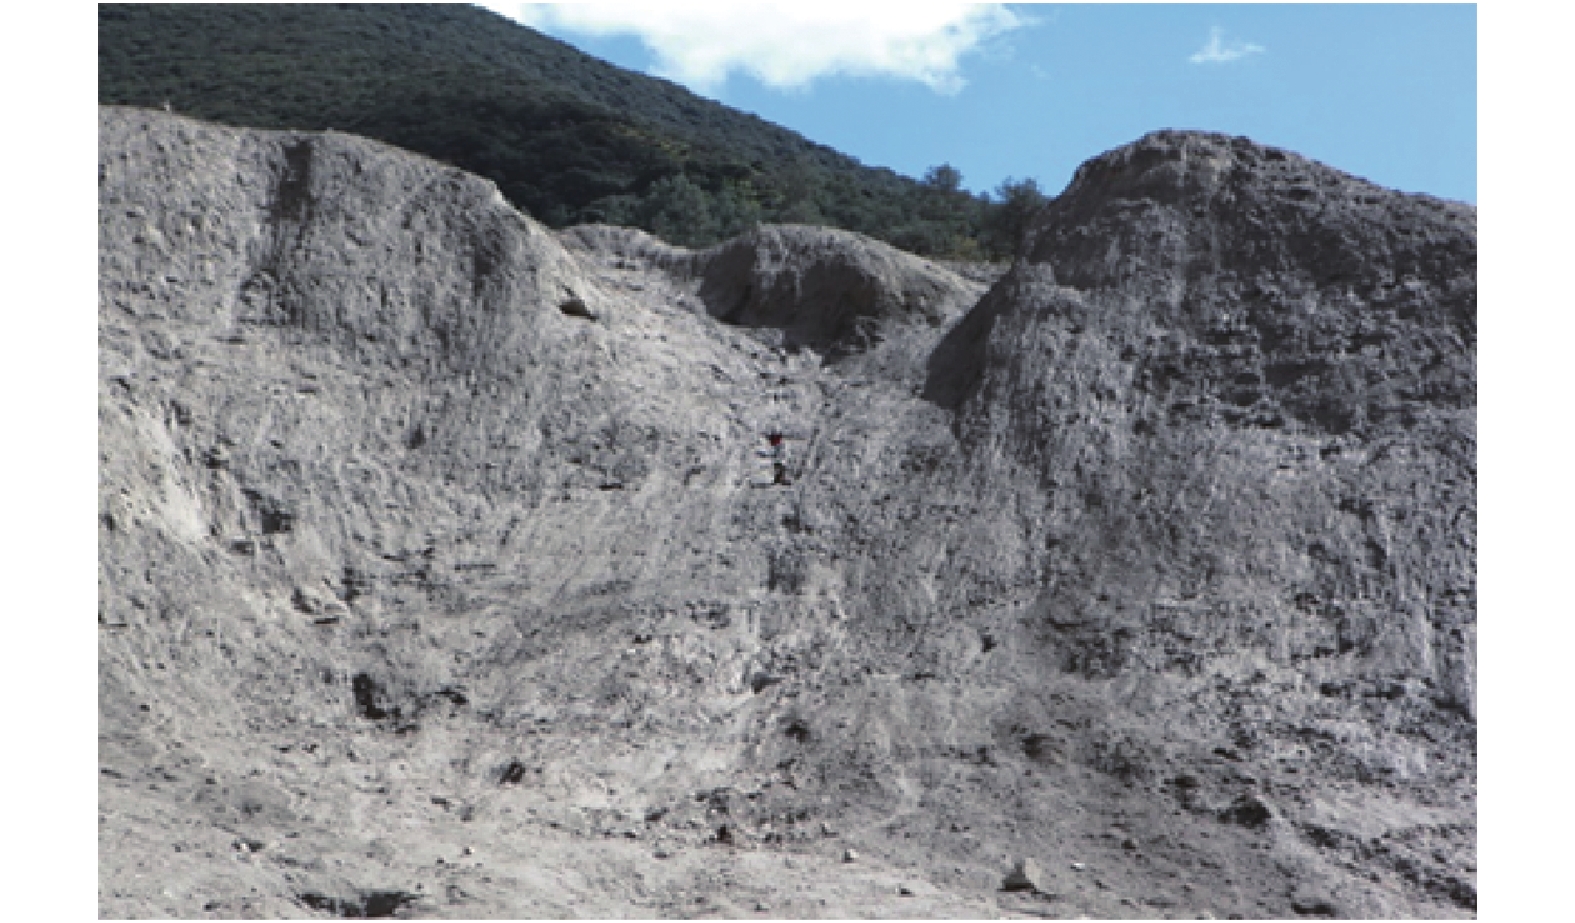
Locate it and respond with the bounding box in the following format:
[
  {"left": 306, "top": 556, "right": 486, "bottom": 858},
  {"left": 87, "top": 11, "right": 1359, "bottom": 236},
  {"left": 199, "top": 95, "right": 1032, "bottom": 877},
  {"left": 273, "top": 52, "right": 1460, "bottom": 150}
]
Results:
[
  {"left": 915, "top": 132, "right": 1476, "bottom": 914},
  {"left": 100, "top": 110, "right": 1473, "bottom": 919},
  {"left": 929, "top": 131, "right": 1475, "bottom": 714}
]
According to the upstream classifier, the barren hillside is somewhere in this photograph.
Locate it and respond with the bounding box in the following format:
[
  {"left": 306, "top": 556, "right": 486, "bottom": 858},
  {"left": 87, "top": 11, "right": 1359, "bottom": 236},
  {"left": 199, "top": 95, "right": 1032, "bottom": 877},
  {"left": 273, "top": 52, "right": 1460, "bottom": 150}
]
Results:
[{"left": 99, "top": 107, "right": 1474, "bottom": 919}]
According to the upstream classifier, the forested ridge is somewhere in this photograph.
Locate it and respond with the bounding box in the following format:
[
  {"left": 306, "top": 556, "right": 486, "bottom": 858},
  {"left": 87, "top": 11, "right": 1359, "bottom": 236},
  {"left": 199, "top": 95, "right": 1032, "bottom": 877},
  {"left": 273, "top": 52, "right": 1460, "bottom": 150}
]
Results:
[{"left": 99, "top": 3, "right": 1044, "bottom": 256}]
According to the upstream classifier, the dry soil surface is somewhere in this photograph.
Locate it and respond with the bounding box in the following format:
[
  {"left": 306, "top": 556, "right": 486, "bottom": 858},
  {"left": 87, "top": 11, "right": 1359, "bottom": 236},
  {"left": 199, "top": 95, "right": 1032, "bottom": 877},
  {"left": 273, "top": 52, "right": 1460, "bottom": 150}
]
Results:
[{"left": 99, "top": 108, "right": 1475, "bottom": 919}]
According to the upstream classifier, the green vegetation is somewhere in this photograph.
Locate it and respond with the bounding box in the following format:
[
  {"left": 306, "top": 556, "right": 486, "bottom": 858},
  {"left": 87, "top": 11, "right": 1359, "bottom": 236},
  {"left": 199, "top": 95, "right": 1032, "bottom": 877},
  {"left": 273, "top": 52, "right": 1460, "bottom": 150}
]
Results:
[{"left": 99, "top": 3, "right": 1045, "bottom": 257}]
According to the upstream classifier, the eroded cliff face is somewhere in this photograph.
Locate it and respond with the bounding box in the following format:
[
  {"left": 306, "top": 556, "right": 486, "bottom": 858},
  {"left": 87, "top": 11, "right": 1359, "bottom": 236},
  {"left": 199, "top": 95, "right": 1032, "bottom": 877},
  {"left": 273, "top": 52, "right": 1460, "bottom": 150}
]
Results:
[{"left": 99, "top": 108, "right": 1474, "bottom": 918}]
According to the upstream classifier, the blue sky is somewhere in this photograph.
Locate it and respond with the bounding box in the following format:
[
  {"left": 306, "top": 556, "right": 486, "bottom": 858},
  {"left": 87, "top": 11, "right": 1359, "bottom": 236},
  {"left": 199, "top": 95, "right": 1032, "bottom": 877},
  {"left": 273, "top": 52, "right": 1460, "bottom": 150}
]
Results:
[{"left": 488, "top": 3, "right": 1476, "bottom": 204}]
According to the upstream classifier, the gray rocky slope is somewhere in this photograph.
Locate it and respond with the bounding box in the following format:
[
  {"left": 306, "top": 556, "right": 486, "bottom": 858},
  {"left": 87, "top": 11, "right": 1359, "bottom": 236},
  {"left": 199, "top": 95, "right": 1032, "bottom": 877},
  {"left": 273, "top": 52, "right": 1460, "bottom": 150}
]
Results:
[{"left": 99, "top": 107, "right": 1475, "bottom": 919}]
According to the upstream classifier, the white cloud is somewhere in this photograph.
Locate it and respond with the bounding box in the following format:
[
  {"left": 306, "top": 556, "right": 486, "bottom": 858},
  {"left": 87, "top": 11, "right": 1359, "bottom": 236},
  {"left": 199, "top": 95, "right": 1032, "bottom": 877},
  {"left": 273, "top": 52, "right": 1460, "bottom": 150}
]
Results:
[
  {"left": 480, "top": 2, "right": 1025, "bottom": 94},
  {"left": 1188, "top": 26, "right": 1265, "bottom": 65}
]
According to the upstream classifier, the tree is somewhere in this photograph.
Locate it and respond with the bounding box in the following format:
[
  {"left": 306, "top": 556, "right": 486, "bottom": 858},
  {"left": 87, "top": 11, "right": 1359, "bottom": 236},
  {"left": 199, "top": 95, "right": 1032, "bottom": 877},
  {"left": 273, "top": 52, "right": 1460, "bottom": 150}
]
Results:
[
  {"left": 712, "top": 179, "right": 763, "bottom": 239},
  {"left": 773, "top": 156, "right": 826, "bottom": 226},
  {"left": 981, "top": 176, "right": 1049, "bottom": 260},
  {"left": 640, "top": 174, "right": 719, "bottom": 248},
  {"left": 922, "top": 163, "right": 963, "bottom": 194}
]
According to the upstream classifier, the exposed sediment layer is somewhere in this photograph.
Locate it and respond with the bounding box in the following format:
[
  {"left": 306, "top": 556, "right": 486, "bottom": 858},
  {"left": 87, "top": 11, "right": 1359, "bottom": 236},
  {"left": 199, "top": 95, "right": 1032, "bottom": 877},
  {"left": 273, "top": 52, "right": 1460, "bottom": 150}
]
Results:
[{"left": 99, "top": 108, "right": 1475, "bottom": 919}]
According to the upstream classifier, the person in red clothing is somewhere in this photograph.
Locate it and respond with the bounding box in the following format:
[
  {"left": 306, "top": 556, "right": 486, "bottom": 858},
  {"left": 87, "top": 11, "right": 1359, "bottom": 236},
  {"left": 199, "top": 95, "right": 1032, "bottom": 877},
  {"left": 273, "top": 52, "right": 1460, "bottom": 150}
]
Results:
[{"left": 767, "top": 433, "right": 789, "bottom": 485}]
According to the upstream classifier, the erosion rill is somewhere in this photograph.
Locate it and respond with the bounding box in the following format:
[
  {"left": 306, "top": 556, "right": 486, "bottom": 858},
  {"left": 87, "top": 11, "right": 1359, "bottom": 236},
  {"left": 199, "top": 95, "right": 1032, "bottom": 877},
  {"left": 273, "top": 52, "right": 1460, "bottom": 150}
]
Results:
[{"left": 99, "top": 108, "right": 1475, "bottom": 918}]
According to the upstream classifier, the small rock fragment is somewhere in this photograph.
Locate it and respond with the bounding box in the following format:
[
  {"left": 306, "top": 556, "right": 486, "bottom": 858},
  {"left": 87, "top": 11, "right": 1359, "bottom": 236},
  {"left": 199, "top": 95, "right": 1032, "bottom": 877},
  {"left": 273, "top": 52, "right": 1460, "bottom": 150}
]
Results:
[
  {"left": 1002, "top": 857, "right": 1043, "bottom": 892},
  {"left": 1220, "top": 793, "right": 1273, "bottom": 829},
  {"left": 898, "top": 886, "right": 915, "bottom": 897},
  {"left": 1290, "top": 886, "right": 1337, "bottom": 917},
  {"left": 1071, "top": 861, "right": 1086, "bottom": 871},
  {"left": 559, "top": 296, "right": 596, "bottom": 320},
  {"left": 842, "top": 848, "right": 858, "bottom": 862}
]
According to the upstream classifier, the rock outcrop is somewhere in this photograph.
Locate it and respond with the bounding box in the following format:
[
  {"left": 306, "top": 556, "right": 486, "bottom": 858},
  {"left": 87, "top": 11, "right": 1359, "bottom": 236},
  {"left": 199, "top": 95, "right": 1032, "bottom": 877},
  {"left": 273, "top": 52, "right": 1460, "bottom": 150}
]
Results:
[{"left": 99, "top": 109, "right": 1474, "bottom": 918}]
